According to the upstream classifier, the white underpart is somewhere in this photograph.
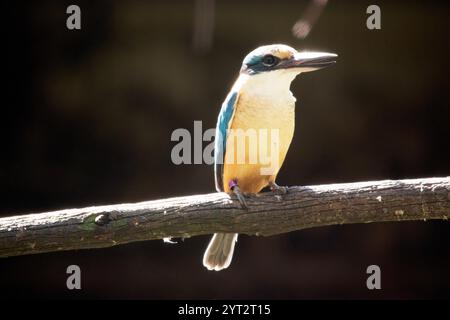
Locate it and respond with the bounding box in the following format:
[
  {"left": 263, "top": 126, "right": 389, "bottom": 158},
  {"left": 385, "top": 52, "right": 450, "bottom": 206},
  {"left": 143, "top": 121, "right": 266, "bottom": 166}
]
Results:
[{"left": 234, "top": 70, "right": 299, "bottom": 105}]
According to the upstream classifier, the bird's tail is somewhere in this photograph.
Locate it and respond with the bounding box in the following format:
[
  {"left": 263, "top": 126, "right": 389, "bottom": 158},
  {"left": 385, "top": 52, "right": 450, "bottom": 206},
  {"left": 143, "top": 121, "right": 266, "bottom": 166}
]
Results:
[{"left": 203, "top": 233, "right": 238, "bottom": 271}]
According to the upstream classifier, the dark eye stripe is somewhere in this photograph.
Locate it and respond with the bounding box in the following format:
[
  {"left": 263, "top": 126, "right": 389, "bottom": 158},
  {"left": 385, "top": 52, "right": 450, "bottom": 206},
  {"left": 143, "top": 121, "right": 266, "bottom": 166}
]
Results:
[
  {"left": 262, "top": 54, "right": 279, "bottom": 67},
  {"left": 241, "top": 53, "right": 283, "bottom": 74}
]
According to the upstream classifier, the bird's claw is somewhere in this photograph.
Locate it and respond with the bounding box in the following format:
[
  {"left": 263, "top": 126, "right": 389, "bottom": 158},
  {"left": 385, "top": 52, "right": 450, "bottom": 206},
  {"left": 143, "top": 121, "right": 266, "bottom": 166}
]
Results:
[
  {"left": 231, "top": 185, "right": 248, "bottom": 209},
  {"left": 269, "top": 182, "right": 288, "bottom": 196}
]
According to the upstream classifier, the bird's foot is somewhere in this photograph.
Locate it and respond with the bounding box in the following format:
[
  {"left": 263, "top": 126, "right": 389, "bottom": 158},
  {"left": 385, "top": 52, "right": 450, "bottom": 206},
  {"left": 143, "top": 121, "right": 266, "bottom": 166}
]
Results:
[
  {"left": 269, "top": 181, "right": 288, "bottom": 196},
  {"left": 229, "top": 180, "right": 248, "bottom": 209}
]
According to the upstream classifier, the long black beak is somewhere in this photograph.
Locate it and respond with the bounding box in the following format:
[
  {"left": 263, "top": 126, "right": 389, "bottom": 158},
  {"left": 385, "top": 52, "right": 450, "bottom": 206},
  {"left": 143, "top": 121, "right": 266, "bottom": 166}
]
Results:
[{"left": 282, "top": 51, "right": 337, "bottom": 72}]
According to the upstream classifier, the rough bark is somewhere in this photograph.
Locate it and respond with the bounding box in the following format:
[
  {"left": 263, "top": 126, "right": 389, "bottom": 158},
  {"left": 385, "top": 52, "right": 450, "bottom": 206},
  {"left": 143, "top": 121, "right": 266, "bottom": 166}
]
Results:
[{"left": 0, "top": 177, "right": 449, "bottom": 258}]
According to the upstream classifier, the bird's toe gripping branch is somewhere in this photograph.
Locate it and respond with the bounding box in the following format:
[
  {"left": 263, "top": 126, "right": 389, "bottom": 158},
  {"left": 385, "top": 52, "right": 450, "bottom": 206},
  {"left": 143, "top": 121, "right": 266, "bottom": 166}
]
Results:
[
  {"left": 269, "top": 181, "right": 289, "bottom": 196},
  {"left": 229, "top": 179, "right": 248, "bottom": 209}
]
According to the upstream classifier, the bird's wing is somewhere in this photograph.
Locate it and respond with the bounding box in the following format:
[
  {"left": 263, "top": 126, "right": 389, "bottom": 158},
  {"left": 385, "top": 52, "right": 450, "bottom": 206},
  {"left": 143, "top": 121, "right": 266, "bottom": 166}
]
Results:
[{"left": 214, "top": 90, "right": 239, "bottom": 192}]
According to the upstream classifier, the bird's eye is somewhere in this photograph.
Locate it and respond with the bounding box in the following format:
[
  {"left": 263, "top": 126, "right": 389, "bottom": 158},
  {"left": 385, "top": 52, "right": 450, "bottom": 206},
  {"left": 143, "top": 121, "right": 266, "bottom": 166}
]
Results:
[{"left": 262, "top": 54, "right": 278, "bottom": 67}]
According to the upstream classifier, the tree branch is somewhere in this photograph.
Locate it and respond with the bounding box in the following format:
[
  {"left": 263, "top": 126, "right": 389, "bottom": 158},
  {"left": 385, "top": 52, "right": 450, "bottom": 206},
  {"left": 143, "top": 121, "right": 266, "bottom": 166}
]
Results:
[{"left": 0, "top": 177, "right": 449, "bottom": 258}]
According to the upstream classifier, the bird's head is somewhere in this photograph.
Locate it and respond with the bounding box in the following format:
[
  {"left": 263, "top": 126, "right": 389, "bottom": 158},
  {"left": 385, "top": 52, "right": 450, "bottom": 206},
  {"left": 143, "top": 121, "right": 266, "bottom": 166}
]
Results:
[
  {"left": 240, "top": 44, "right": 337, "bottom": 76},
  {"left": 234, "top": 44, "right": 337, "bottom": 97}
]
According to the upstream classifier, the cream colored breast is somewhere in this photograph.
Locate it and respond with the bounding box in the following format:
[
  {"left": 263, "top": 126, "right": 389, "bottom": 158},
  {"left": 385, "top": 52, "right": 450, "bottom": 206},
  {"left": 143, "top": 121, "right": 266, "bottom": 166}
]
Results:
[
  {"left": 222, "top": 71, "right": 297, "bottom": 193},
  {"left": 232, "top": 89, "right": 295, "bottom": 163},
  {"left": 231, "top": 70, "right": 297, "bottom": 153}
]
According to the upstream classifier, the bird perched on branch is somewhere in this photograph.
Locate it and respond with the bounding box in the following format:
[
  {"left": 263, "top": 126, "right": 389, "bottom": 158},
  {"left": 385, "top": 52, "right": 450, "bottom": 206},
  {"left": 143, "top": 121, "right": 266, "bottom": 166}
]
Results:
[{"left": 203, "top": 44, "right": 337, "bottom": 271}]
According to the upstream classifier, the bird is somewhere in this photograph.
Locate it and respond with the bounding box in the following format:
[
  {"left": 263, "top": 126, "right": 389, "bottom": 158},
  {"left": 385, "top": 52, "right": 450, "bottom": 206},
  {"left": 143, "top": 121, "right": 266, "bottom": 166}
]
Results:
[{"left": 203, "top": 44, "right": 337, "bottom": 271}]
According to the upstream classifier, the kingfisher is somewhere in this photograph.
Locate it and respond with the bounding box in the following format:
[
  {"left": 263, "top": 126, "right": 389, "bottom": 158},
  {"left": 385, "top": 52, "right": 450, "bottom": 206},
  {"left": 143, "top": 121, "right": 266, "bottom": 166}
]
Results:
[{"left": 203, "top": 44, "right": 337, "bottom": 271}]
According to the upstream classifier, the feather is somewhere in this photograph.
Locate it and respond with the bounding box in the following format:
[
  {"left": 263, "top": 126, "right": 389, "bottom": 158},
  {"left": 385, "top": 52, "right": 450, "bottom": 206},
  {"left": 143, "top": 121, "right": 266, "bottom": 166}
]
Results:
[{"left": 214, "top": 90, "right": 239, "bottom": 192}]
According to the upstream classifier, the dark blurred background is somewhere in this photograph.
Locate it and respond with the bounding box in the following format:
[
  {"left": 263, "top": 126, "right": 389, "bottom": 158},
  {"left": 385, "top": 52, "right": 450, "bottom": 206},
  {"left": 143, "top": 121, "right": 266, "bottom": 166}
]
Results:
[{"left": 1, "top": 0, "right": 449, "bottom": 299}]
